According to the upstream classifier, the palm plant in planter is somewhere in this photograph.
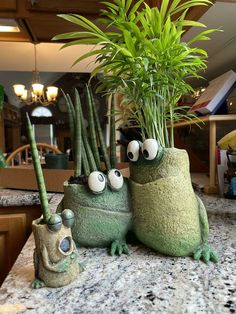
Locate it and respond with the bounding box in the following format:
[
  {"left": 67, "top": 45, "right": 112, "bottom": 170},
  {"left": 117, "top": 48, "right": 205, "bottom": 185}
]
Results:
[
  {"left": 57, "top": 87, "right": 131, "bottom": 256},
  {"left": 26, "top": 114, "right": 81, "bottom": 288},
  {"left": 54, "top": 0, "right": 219, "bottom": 263}
]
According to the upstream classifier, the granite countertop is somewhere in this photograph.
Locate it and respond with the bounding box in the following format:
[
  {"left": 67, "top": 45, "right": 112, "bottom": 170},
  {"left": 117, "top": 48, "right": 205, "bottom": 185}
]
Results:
[
  {"left": 0, "top": 188, "right": 55, "bottom": 208},
  {"left": 0, "top": 192, "right": 236, "bottom": 314}
]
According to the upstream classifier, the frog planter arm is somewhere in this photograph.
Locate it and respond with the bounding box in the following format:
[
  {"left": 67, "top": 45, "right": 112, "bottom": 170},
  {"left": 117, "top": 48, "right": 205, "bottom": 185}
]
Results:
[
  {"left": 128, "top": 138, "right": 219, "bottom": 264},
  {"left": 57, "top": 88, "right": 132, "bottom": 256}
]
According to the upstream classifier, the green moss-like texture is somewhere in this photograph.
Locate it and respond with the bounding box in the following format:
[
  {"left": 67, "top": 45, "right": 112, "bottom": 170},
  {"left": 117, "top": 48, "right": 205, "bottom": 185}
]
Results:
[
  {"left": 32, "top": 218, "right": 80, "bottom": 288},
  {"left": 57, "top": 179, "right": 132, "bottom": 247},
  {"left": 130, "top": 148, "right": 209, "bottom": 257}
]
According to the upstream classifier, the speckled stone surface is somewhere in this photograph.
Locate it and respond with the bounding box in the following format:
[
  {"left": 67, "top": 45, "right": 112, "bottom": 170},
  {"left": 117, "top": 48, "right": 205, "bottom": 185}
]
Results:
[
  {"left": 0, "top": 192, "right": 235, "bottom": 314},
  {"left": 0, "top": 189, "right": 54, "bottom": 208}
]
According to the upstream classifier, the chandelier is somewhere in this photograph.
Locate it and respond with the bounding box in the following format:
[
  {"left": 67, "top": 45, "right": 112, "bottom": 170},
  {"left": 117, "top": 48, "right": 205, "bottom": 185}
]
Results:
[{"left": 13, "top": 44, "right": 58, "bottom": 106}]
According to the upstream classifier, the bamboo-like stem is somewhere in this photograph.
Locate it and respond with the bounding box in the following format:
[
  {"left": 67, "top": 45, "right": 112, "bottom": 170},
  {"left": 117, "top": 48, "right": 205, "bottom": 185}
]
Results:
[
  {"left": 61, "top": 91, "right": 75, "bottom": 157},
  {"left": 66, "top": 93, "right": 76, "bottom": 122},
  {"left": 75, "top": 88, "right": 97, "bottom": 172},
  {"left": 86, "top": 85, "right": 101, "bottom": 170},
  {"left": 110, "top": 95, "right": 116, "bottom": 168},
  {"left": 90, "top": 86, "right": 111, "bottom": 171},
  {"left": 81, "top": 138, "right": 90, "bottom": 176},
  {"left": 26, "top": 113, "right": 51, "bottom": 223},
  {"left": 74, "top": 89, "right": 82, "bottom": 176}
]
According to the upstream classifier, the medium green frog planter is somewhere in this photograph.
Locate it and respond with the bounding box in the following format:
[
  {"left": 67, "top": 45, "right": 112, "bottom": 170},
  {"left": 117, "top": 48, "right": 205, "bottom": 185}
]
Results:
[
  {"left": 58, "top": 173, "right": 132, "bottom": 255},
  {"left": 57, "top": 87, "right": 131, "bottom": 255},
  {"left": 128, "top": 139, "right": 219, "bottom": 263}
]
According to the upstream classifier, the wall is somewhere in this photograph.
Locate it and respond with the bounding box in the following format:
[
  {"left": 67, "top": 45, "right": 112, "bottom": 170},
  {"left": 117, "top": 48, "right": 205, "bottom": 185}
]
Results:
[{"left": 0, "top": 42, "right": 97, "bottom": 72}]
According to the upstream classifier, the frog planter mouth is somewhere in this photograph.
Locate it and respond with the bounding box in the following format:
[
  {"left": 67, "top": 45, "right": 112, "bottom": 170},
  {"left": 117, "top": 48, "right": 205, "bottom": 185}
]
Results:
[
  {"left": 57, "top": 173, "right": 132, "bottom": 256},
  {"left": 128, "top": 139, "right": 219, "bottom": 263}
]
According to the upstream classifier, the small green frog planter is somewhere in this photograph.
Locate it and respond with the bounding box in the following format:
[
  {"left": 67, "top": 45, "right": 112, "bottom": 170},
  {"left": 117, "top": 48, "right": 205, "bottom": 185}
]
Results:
[
  {"left": 57, "top": 88, "right": 132, "bottom": 256},
  {"left": 128, "top": 139, "right": 219, "bottom": 263},
  {"left": 26, "top": 114, "right": 81, "bottom": 288}
]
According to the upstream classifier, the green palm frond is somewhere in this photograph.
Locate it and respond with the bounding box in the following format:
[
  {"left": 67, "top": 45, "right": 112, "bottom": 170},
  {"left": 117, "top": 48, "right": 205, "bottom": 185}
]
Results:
[{"left": 54, "top": 0, "right": 218, "bottom": 147}]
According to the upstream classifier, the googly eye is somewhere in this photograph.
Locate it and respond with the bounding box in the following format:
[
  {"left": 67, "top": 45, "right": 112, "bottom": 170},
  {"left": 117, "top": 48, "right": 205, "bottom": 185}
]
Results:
[
  {"left": 142, "top": 139, "right": 159, "bottom": 160},
  {"left": 88, "top": 171, "right": 106, "bottom": 194},
  {"left": 47, "top": 214, "right": 62, "bottom": 232},
  {"left": 127, "top": 140, "right": 141, "bottom": 162},
  {"left": 61, "top": 209, "right": 75, "bottom": 228},
  {"left": 108, "top": 169, "right": 124, "bottom": 191}
]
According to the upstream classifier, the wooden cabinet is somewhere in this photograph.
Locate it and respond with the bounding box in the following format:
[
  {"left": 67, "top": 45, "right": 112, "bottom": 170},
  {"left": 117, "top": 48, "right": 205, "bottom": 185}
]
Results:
[
  {"left": 0, "top": 0, "right": 17, "bottom": 12},
  {"left": 0, "top": 205, "right": 41, "bottom": 286},
  {"left": 25, "top": 0, "right": 102, "bottom": 14},
  {"left": 3, "top": 103, "right": 21, "bottom": 153},
  {"left": 0, "top": 0, "right": 211, "bottom": 43}
]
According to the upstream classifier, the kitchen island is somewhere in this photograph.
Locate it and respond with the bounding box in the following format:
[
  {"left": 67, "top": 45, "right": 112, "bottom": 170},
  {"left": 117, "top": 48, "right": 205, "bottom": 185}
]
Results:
[{"left": 0, "top": 191, "right": 235, "bottom": 314}]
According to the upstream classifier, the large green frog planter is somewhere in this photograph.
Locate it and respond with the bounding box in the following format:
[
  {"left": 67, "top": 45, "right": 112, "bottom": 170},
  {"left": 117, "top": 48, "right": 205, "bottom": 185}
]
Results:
[
  {"left": 58, "top": 170, "right": 132, "bottom": 256},
  {"left": 128, "top": 139, "right": 219, "bottom": 263}
]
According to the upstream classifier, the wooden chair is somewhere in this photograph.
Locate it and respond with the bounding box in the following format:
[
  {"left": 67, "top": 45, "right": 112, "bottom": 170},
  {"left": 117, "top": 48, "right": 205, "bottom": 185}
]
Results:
[{"left": 6, "top": 143, "right": 62, "bottom": 166}]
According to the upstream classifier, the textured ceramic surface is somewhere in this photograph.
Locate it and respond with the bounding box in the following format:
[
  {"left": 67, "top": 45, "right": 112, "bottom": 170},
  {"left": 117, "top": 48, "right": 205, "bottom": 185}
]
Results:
[
  {"left": 32, "top": 218, "right": 80, "bottom": 288},
  {"left": 58, "top": 181, "right": 132, "bottom": 248},
  {"left": 130, "top": 148, "right": 214, "bottom": 259}
]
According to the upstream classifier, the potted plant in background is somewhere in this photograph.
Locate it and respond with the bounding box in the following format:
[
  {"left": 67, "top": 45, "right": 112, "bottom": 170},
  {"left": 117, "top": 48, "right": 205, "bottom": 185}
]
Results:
[
  {"left": 53, "top": 0, "right": 219, "bottom": 263},
  {"left": 26, "top": 113, "right": 81, "bottom": 288},
  {"left": 57, "top": 87, "right": 132, "bottom": 256},
  {"left": 44, "top": 152, "right": 69, "bottom": 169}
]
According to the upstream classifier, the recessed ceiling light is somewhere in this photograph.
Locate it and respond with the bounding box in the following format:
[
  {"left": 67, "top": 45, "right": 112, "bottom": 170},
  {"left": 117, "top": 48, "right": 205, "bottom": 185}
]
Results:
[
  {"left": 0, "top": 25, "right": 20, "bottom": 32},
  {"left": 0, "top": 19, "right": 20, "bottom": 32}
]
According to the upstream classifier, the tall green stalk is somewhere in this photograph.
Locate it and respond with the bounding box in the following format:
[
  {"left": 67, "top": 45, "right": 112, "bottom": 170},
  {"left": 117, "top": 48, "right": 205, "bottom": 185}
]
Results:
[
  {"left": 74, "top": 90, "right": 82, "bottom": 176},
  {"left": 110, "top": 95, "right": 116, "bottom": 169},
  {"left": 26, "top": 113, "right": 51, "bottom": 223},
  {"left": 86, "top": 85, "right": 101, "bottom": 170},
  {"left": 75, "top": 88, "right": 97, "bottom": 172},
  {"left": 62, "top": 91, "right": 75, "bottom": 155},
  {"left": 81, "top": 138, "right": 90, "bottom": 176},
  {"left": 90, "top": 87, "right": 111, "bottom": 171}
]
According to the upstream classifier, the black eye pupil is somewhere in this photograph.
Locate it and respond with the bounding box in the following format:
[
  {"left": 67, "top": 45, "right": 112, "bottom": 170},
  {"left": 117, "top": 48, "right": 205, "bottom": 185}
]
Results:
[
  {"left": 98, "top": 174, "right": 104, "bottom": 182},
  {"left": 60, "top": 237, "right": 71, "bottom": 253},
  {"left": 115, "top": 170, "right": 121, "bottom": 177},
  {"left": 143, "top": 149, "right": 149, "bottom": 158},
  {"left": 128, "top": 152, "right": 134, "bottom": 160}
]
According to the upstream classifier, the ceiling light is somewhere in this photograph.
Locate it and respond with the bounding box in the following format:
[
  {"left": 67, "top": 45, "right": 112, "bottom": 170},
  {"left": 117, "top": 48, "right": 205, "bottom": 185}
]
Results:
[
  {"left": 0, "top": 25, "right": 20, "bottom": 32},
  {"left": 0, "top": 19, "right": 20, "bottom": 32},
  {"left": 13, "top": 44, "right": 58, "bottom": 106}
]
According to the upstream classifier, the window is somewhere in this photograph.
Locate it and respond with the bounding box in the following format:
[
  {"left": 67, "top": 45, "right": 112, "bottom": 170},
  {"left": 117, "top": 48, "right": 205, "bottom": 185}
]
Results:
[{"left": 31, "top": 106, "right": 52, "bottom": 117}]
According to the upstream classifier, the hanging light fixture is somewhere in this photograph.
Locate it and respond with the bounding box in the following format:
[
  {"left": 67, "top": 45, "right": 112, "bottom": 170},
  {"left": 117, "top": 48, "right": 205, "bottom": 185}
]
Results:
[{"left": 13, "top": 44, "right": 58, "bottom": 106}]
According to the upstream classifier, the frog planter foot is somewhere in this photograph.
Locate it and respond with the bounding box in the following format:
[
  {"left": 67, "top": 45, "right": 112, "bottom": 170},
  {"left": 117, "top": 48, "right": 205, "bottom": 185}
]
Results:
[
  {"left": 110, "top": 240, "right": 129, "bottom": 256},
  {"left": 57, "top": 176, "right": 132, "bottom": 255},
  {"left": 128, "top": 140, "right": 219, "bottom": 264},
  {"left": 32, "top": 217, "right": 81, "bottom": 288},
  {"left": 193, "top": 243, "right": 219, "bottom": 264},
  {"left": 31, "top": 278, "right": 45, "bottom": 289}
]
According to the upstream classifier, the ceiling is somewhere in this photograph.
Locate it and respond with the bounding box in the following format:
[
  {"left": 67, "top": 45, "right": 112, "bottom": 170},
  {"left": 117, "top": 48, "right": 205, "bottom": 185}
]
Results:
[
  {"left": 0, "top": 0, "right": 211, "bottom": 43},
  {"left": 183, "top": 1, "right": 236, "bottom": 87}
]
